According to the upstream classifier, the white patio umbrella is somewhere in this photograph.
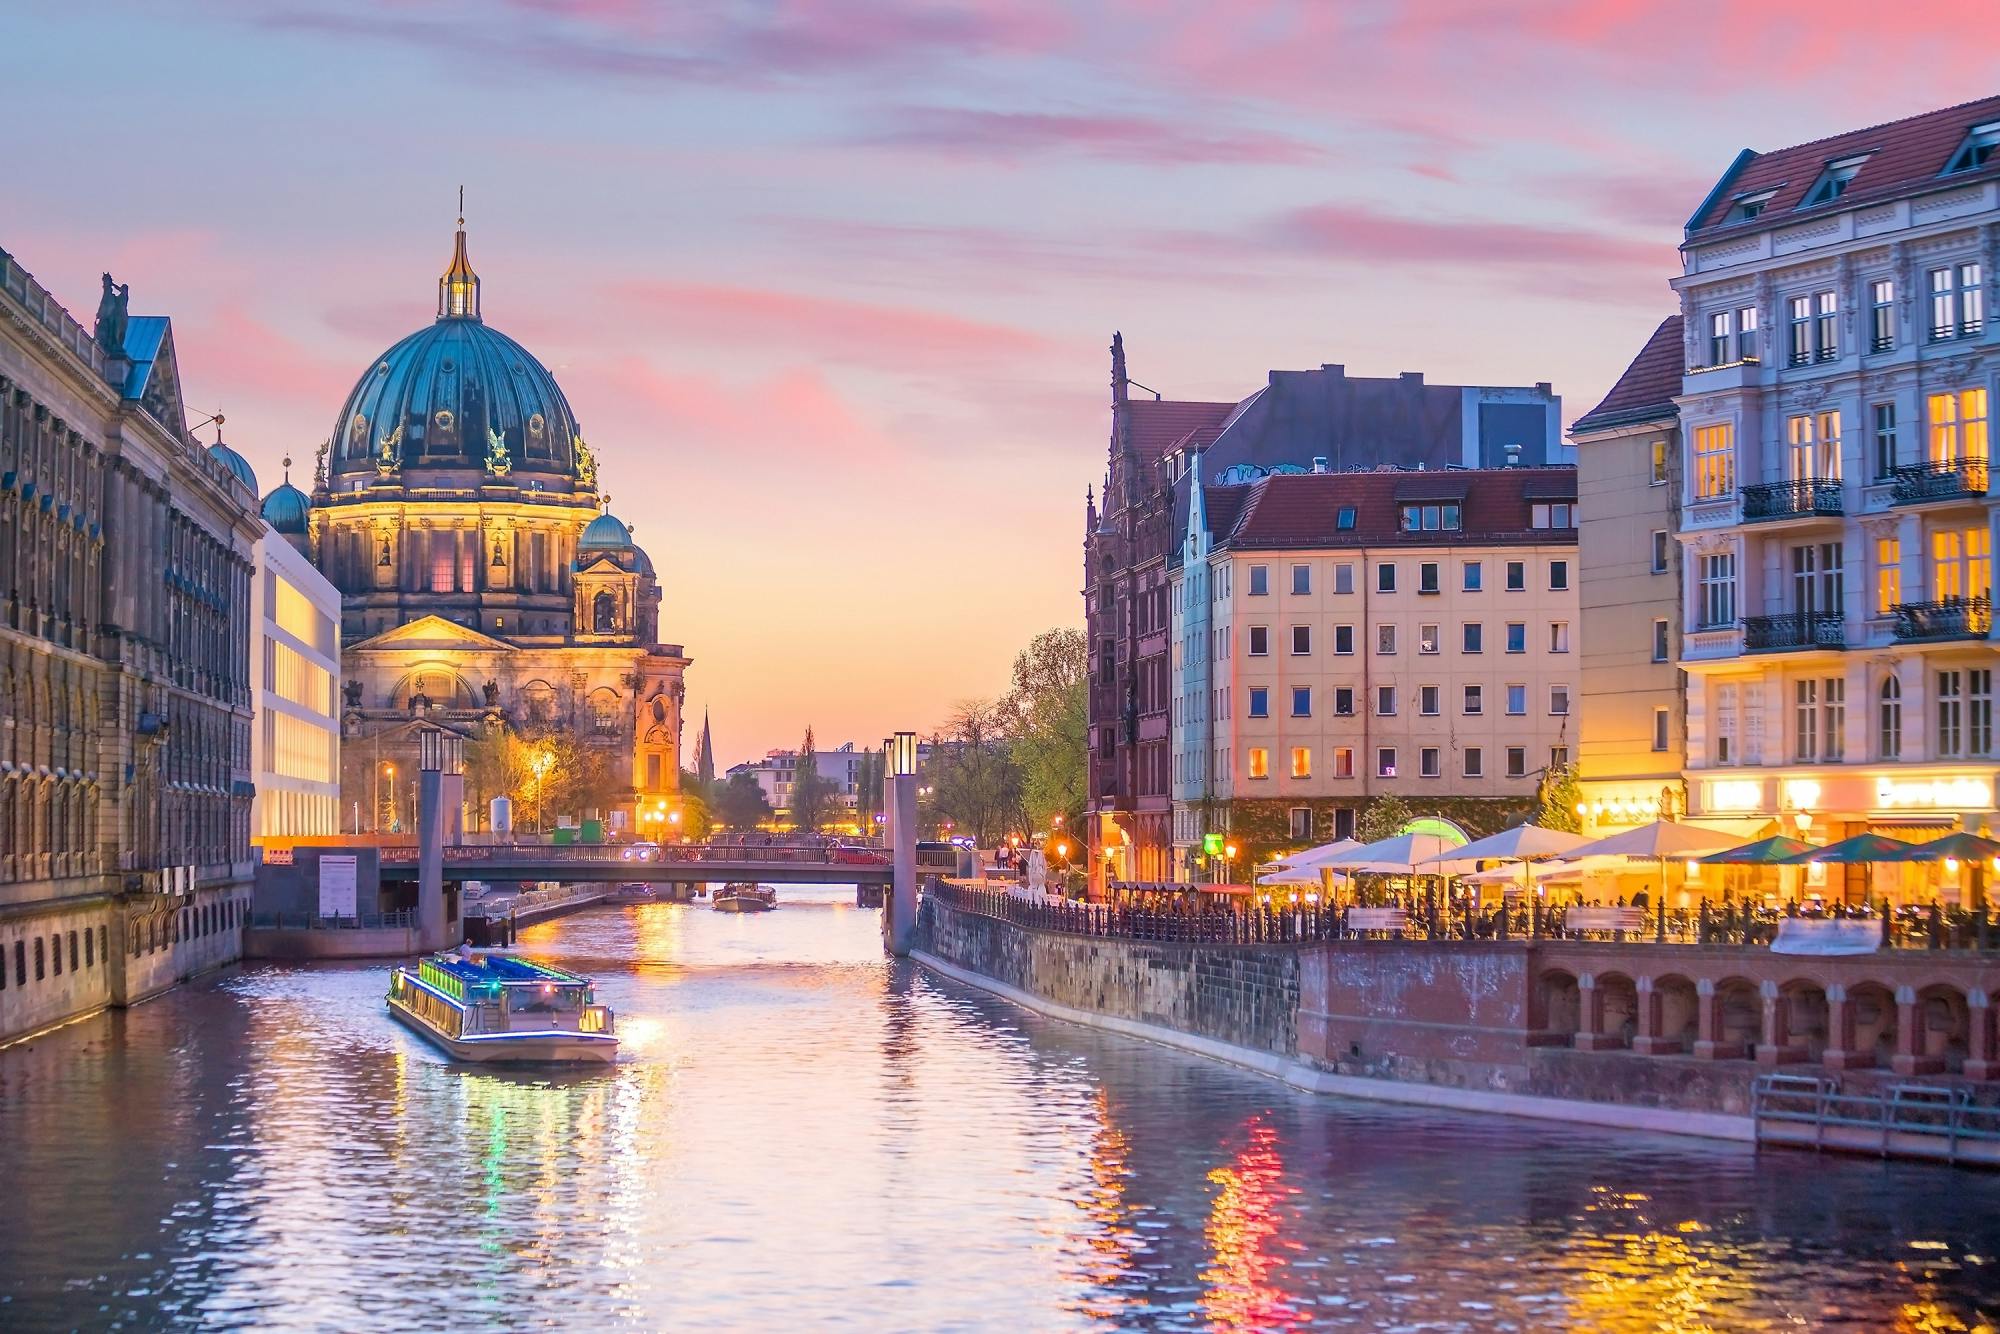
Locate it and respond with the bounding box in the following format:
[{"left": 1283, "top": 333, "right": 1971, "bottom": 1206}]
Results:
[
  {"left": 1265, "top": 838, "right": 1364, "bottom": 873},
  {"left": 1554, "top": 819, "right": 1747, "bottom": 905},
  {"left": 1320, "top": 830, "right": 1468, "bottom": 873},
  {"left": 1417, "top": 823, "right": 1596, "bottom": 902}
]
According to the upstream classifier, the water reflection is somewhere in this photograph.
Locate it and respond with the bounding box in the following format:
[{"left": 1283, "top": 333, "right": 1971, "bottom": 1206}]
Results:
[{"left": 1, "top": 884, "right": 1997, "bottom": 1329}]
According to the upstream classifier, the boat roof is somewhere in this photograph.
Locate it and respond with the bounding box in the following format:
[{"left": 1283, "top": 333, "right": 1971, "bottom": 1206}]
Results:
[{"left": 423, "top": 952, "right": 589, "bottom": 986}]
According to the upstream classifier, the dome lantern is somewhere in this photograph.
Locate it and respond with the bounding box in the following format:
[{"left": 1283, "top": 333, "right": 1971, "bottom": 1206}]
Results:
[{"left": 438, "top": 214, "right": 480, "bottom": 322}]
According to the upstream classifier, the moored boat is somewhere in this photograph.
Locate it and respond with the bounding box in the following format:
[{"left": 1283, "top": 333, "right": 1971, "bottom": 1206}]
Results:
[
  {"left": 713, "top": 883, "right": 777, "bottom": 913},
  {"left": 387, "top": 949, "right": 618, "bottom": 1063}
]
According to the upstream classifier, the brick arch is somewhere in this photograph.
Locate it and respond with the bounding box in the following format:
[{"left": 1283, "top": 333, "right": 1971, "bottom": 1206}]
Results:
[
  {"left": 1651, "top": 973, "right": 1701, "bottom": 1054},
  {"left": 1536, "top": 969, "right": 1581, "bottom": 1043},
  {"left": 1847, "top": 981, "right": 1898, "bottom": 1067},
  {"left": 1778, "top": 977, "right": 1831, "bottom": 1062},
  {"left": 1917, "top": 983, "right": 1972, "bottom": 1072}
]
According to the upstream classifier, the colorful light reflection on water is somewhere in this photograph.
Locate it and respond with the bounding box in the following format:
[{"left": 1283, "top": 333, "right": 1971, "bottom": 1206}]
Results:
[{"left": 1, "top": 886, "right": 1997, "bottom": 1329}]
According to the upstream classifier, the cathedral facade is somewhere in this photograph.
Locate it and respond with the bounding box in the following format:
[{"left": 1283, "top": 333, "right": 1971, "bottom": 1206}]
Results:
[{"left": 263, "top": 225, "right": 688, "bottom": 831}]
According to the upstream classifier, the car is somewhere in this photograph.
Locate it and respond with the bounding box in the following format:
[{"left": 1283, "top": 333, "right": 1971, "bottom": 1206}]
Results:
[
  {"left": 828, "top": 844, "right": 889, "bottom": 865},
  {"left": 620, "top": 843, "right": 660, "bottom": 861}
]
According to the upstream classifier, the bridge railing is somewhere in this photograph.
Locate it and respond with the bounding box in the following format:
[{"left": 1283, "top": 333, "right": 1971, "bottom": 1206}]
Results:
[
  {"left": 378, "top": 841, "right": 891, "bottom": 868},
  {"left": 927, "top": 881, "right": 1339, "bottom": 944},
  {"left": 249, "top": 910, "right": 417, "bottom": 931}
]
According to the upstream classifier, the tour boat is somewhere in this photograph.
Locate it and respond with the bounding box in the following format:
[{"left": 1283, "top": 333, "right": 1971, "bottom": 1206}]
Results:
[
  {"left": 387, "top": 949, "right": 618, "bottom": 1063},
  {"left": 713, "top": 883, "right": 777, "bottom": 913}
]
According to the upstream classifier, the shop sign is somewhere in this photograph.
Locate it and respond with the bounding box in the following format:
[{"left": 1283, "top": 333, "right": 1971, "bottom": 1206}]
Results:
[
  {"left": 1874, "top": 775, "right": 1992, "bottom": 810},
  {"left": 1705, "top": 778, "right": 1765, "bottom": 812}
]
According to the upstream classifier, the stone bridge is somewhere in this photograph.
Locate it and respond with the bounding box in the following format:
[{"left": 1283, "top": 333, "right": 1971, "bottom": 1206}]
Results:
[{"left": 375, "top": 842, "right": 899, "bottom": 887}]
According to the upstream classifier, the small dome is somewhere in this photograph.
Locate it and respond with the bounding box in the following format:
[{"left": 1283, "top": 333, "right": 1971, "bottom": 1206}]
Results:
[
  {"left": 579, "top": 511, "right": 633, "bottom": 549},
  {"left": 262, "top": 480, "right": 312, "bottom": 534},
  {"left": 208, "top": 441, "right": 258, "bottom": 492}
]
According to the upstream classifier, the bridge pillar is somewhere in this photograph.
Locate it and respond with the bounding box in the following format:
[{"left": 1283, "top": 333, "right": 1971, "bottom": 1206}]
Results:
[
  {"left": 416, "top": 731, "right": 459, "bottom": 952},
  {"left": 885, "top": 732, "right": 919, "bottom": 956}
]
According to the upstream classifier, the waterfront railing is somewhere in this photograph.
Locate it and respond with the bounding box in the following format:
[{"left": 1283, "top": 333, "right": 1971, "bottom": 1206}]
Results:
[{"left": 249, "top": 910, "right": 417, "bottom": 931}]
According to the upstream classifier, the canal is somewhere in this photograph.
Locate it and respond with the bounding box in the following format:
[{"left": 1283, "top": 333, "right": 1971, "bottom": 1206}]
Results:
[{"left": 3, "top": 886, "right": 1998, "bottom": 1330}]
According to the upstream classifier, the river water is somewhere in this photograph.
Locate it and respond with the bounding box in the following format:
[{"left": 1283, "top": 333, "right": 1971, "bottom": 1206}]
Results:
[{"left": 3, "top": 886, "right": 1998, "bottom": 1331}]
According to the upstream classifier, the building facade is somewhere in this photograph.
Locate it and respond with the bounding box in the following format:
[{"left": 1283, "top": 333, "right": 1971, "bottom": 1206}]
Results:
[
  {"left": 1086, "top": 336, "right": 1566, "bottom": 892},
  {"left": 1572, "top": 317, "right": 1689, "bottom": 832},
  {"left": 0, "top": 246, "right": 259, "bottom": 1043},
  {"left": 287, "top": 225, "right": 689, "bottom": 832},
  {"left": 1672, "top": 97, "right": 2000, "bottom": 864},
  {"left": 248, "top": 512, "right": 342, "bottom": 841},
  {"left": 1169, "top": 464, "right": 1582, "bottom": 876}
]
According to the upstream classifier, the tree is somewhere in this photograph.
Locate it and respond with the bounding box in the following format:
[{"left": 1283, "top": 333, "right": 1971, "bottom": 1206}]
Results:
[
  {"left": 999, "top": 628, "right": 1087, "bottom": 833},
  {"left": 851, "top": 746, "right": 883, "bottom": 838},
  {"left": 1356, "top": 793, "right": 1414, "bottom": 845},
  {"left": 460, "top": 724, "right": 621, "bottom": 832},
  {"left": 788, "top": 726, "right": 836, "bottom": 834},
  {"left": 1534, "top": 763, "right": 1582, "bottom": 833},
  {"left": 714, "top": 771, "right": 773, "bottom": 829},
  {"left": 463, "top": 723, "right": 530, "bottom": 831},
  {"left": 928, "top": 700, "right": 1023, "bottom": 847}
]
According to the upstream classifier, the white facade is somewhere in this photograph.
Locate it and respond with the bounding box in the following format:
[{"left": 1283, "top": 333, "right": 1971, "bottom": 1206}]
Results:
[{"left": 251, "top": 528, "right": 342, "bottom": 840}]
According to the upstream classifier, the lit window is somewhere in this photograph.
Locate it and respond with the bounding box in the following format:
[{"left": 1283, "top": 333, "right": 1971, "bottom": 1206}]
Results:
[
  {"left": 1333, "top": 748, "right": 1354, "bottom": 778},
  {"left": 1248, "top": 747, "right": 1269, "bottom": 779},
  {"left": 1875, "top": 537, "right": 1901, "bottom": 614},
  {"left": 1928, "top": 388, "right": 1989, "bottom": 463},
  {"left": 1650, "top": 439, "right": 1669, "bottom": 485}
]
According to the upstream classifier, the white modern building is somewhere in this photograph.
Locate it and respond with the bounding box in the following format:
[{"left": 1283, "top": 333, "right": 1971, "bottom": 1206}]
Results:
[
  {"left": 1672, "top": 96, "right": 2000, "bottom": 868},
  {"left": 250, "top": 524, "right": 342, "bottom": 840}
]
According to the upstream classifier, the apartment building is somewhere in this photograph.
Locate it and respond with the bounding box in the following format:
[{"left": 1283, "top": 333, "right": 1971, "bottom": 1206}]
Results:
[
  {"left": 1170, "top": 464, "right": 1580, "bottom": 876},
  {"left": 1672, "top": 96, "right": 2000, "bottom": 856}
]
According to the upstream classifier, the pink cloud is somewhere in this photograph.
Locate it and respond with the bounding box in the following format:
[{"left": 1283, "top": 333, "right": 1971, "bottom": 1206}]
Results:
[
  {"left": 1273, "top": 203, "right": 1671, "bottom": 288},
  {"left": 582, "top": 356, "right": 898, "bottom": 464},
  {"left": 854, "top": 106, "right": 1322, "bottom": 165}
]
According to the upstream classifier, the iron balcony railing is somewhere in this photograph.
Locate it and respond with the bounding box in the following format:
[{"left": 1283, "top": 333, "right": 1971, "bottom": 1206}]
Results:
[
  {"left": 1743, "top": 611, "right": 1846, "bottom": 652},
  {"left": 1741, "top": 478, "right": 1843, "bottom": 521},
  {"left": 1891, "top": 456, "right": 1989, "bottom": 504},
  {"left": 1892, "top": 595, "right": 1993, "bottom": 642}
]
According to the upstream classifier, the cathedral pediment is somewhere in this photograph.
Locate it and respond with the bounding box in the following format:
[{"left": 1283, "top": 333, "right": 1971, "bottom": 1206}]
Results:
[{"left": 347, "top": 614, "right": 516, "bottom": 654}]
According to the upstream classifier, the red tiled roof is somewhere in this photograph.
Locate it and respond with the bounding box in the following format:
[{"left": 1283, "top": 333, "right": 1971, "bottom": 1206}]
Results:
[
  {"left": 1126, "top": 398, "right": 1239, "bottom": 460},
  {"left": 1689, "top": 95, "right": 2000, "bottom": 239},
  {"left": 1203, "top": 483, "right": 1252, "bottom": 540},
  {"left": 1221, "top": 467, "right": 1577, "bottom": 550},
  {"left": 1572, "top": 316, "right": 1683, "bottom": 433}
]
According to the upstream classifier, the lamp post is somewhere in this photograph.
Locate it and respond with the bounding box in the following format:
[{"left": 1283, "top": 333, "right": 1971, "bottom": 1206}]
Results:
[
  {"left": 529, "top": 748, "right": 553, "bottom": 834},
  {"left": 885, "top": 730, "right": 919, "bottom": 955},
  {"left": 379, "top": 762, "right": 396, "bottom": 834}
]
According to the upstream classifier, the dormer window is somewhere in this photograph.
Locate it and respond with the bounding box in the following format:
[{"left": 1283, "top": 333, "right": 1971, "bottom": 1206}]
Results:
[
  {"left": 1802, "top": 154, "right": 1870, "bottom": 206},
  {"left": 1943, "top": 121, "right": 2000, "bottom": 175},
  {"left": 1335, "top": 506, "right": 1356, "bottom": 530},
  {"left": 1730, "top": 189, "right": 1778, "bottom": 222}
]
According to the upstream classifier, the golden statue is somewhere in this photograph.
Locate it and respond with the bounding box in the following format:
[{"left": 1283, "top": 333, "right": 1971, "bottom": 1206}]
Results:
[
  {"left": 573, "top": 434, "right": 597, "bottom": 489},
  {"left": 374, "top": 423, "right": 403, "bottom": 478},
  {"left": 486, "top": 427, "right": 512, "bottom": 477}
]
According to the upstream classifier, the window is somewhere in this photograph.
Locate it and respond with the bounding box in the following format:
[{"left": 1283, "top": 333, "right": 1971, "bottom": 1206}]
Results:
[
  {"left": 1549, "top": 560, "right": 1569, "bottom": 591},
  {"left": 1506, "top": 684, "right": 1526, "bottom": 715},
  {"left": 1289, "top": 747, "right": 1311, "bottom": 779},
  {"left": 1505, "top": 746, "right": 1527, "bottom": 779},
  {"left": 1248, "top": 747, "right": 1270, "bottom": 779},
  {"left": 1785, "top": 410, "right": 1842, "bottom": 481},
  {"left": 1549, "top": 621, "right": 1570, "bottom": 653},
  {"left": 1419, "top": 623, "right": 1440, "bottom": 654},
  {"left": 1334, "top": 624, "right": 1354, "bottom": 655},
  {"left": 1531, "top": 502, "right": 1577, "bottom": 529},
  {"left": 1873, "top": 402, "right": 1898, "bottom": 480},
  {"left": 1790, "top": 541, "right": 1843, "bottom": 619},
  {"left": 1334, "top": 687, "right": 1355, "bottom": 716},
  {"left": 1651, "top": 530, "right": 1670, "bottom": 574},
  {"left": 1795, "top": 679, "right": 1822, "bottom": 762},
  {"left": 1248, "top": 626, "right": 1269, "bottom": 656},
  {"left": 1377, "top": 562, "right": 1397, "bottom": 593},
  {"left": 1289, "top": 807, "right": 1313, "bottom": 840},
  {"left": 1334, "top": 563, "right": 1354, "bottom": 594},
  {"left": 1291, "top": 686, "right": 1311, "bottom": 718},
  {"left": 1813, "top": 290, "right": 1838, "bottom": 361},
  {"left": 1803, "top": 153, "right": 1868, "bottom": 206},
  {"left": 1875, "top": 536, "right": 1901, "bottom": 614},
  {"left": 1419, "top": 561, "right": 1440, "bottom": 594},
  {"left": 1938, "top": 671, "right": 1964, "bottom": 758},
  {"left": 1248, "top": 565, "right": 1269, "bottom": 596},
  {"left": 1823, "top": 677, "right": 1846, "bottom": 762},
  {"left": 1652, "top": 707, "right": 1671, "bottom": 752},
  {"left": 1972, "top": 669, "right": 1993, "bottom": 757},
  {"left": 1714, "top": 683, "right": 1737, "bottom": 764},
  {"left": 1652, "top": 618, "right": 1670, "bottom": 663},
  {"left": 1376, "top": 685, "right": 1397, "bottom": 716},
  {"left": 1871, "top": 278, "right": 1896, "bottom": 352},
  {"left": 1400, "top": 503, "right": 1461, "bottom": 532},
  {"left": 1464, "top": 684, "right": 1484, "bottom": 715},
  {"left": 1550, "top": 745, "right": 1569, "bottom": 770},
  {"left": 1462, "top": 560, "right": 1483, "bottom": 591},
  {"left": 1290, "top": 564, "right": 1311, "bottom": 595},
  {"left": 1650, "top": 438, "right": 1669, "bottom": 485},
  {"left": 1736, "top": 306, "right": 1759, "bottom": 362},
  {"left": 1421, "top": 747, "right": 1442, "bottom": 778},
  {"left": 1731, "top": 189, "right": 1776, "bottom": 222},
  {"left": 1944, "top": 120, "right": 2000, "bottom": 175},
  {"left": 1688, "top": 426, "right": 1736, "bottom": 498},
  {"left": 1376, "top": 747, "right": 1397, "bottom": 778},
  {"left": 1550, "top": 685, "right": 1571, "bottom": 716},
  {"left": 1420, "top": 683, "right": 1442, "bottom": 716},
  {"left": 1698, "top": 552, "right": 1737, "bottom": 628},
  {"left": 1463, "top": 748, "right": 1483, "bottom": 778},
  {"left": 1879, "top": 676, "right": 1902, "bottom": 759},
  {"left": 1505, "top": 621, "right": 1526, "bottom": 654},
  {"left": 1506, "top": 560, "right": 1526, "bottom": 591},
  {"left": 1336, "top": 506, "right": 1357, "bottom": 530},
  {"left": 1930, "top": 263, "right": 1986, "bottom": 341},
  {"left": 1789, "top": 294, "right": 1812, "bottom": 366},
  {"left": 1928, "top": 388, "right": 1990, "bottom": 463},
  {"left": 1248, "top": 687, "right": 1269, "bottom": 718},
  {"left": 1291, "top": 625, "right": 1312, "bottom": 656},
  {"left": 1333, "top": 748, "right": 1354, "bottom": 779},
  {"left": 1377, "top": 623, "right": 1397, "bottom": 655},
  {"left": 1462, "top": 622, "right": 1483, "bottom": 653},
  {"left": 1708, "top": 310, "right": 1732, "bottom": 366},
  {"left": 1932, "top": 525, "right": 1992, "bottom": 602}
]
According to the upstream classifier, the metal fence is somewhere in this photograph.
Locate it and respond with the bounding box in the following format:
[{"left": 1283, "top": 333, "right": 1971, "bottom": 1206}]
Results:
[{"left": 249, "top": 910, "right": 416, "bottom": 931}]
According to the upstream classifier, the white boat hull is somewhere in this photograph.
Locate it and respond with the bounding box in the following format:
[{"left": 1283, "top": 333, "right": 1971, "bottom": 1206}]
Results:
[{"left": 388, "top": 995, "right": 619, "bottom": 1064}]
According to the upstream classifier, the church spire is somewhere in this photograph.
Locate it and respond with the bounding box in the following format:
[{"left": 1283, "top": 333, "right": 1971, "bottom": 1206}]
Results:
[
  {"left": 438, "top": 193, "right": 481, "bottom": 321},
  {"left": 697, "top": 711, "right": 716, "bottom": 787}
]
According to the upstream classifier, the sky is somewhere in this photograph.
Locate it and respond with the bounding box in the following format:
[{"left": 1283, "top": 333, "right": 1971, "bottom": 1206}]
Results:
[{"left": 4, "top": 2, "right": 1995, "bottom": 766}]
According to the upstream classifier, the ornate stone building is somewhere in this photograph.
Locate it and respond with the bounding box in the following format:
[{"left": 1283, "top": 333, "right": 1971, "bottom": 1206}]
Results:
[
  {"left": 0, "top": 244, "right": 260, "bottom": 1043},
  {"left": 278, "top": 224, "right": 688, "bottom": 830}
]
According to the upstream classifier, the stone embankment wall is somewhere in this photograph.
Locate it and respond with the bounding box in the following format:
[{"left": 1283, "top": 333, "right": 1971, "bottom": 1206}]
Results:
[{"left": 921, "top": 896, "right": 1300, "bottom": 1057}]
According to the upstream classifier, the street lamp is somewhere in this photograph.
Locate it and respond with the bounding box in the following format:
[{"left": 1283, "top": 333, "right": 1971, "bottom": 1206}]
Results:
[
  {"left": 381, "top": 762, "right": 397, "bottom": 833},
  {"left": 529, "top": 748, "right": 554, "bottom": 833}
]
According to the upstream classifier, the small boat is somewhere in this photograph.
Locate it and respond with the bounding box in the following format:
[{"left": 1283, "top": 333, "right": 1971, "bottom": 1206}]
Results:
[
  {"left": 387, "top": 949, "right": 618, "bottom": 1063},
  {"left": 713, "top": 883, "right": 777, "bottom": 913}
]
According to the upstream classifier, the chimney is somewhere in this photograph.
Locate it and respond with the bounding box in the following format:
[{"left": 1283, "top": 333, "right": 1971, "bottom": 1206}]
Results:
[
  {"left": 1505, "top": 443, "right": 1522, "bottom": 467},
  {"left": 1312, "top": 456, "right": 1330, "bottom": 474},
  {"left": 1399, "top": 371, "right": 1423, "bottom": 383},
  {"left": 1320, "top": 363, "right": 1345, "bottom": 376}
]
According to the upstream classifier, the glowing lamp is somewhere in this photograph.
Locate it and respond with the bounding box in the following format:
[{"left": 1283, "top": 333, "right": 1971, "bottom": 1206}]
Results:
[
  {"left": 890, "top": 731, "right": 919, "bottom": 778},
  {"left": 1574, "top": 801, "right": 1587, "bottom": 816},
  {"left": 1945, "top": 857, "right": 1961, "bottom": 872},
  {"left": 1224, "top": 843, "right": 1238, "bottom": 859},
  {"left": 1055, "top": 842, "right": 1069, "bottom": 859}
]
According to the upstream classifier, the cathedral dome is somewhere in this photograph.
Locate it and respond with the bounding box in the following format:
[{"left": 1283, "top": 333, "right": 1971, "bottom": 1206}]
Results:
[
  {"left": 327, "top": 224, "right": 586, "bottom": 487},
  {"left": 579, "top": 510, "right": 633, "bottom": 549},
  {"left": 207, "top": 440, "right": 257, "bottom": 492},
  {"left": 262, "top": 480, "right": 311, "bottom": 534}
]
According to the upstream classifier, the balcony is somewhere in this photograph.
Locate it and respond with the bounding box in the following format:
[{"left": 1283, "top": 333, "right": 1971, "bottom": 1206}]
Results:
[
  {"left": 1891, "top": 457, "right": 1988, "bottom": 505},
  {"left": 1740, "top": 478, "right": 1843, "bottom": 523},
  {"left": 1742, "top": 611, "right": 1845, "bottom": 653},
  {"left": 1892, "top": 595, "right": 1992, "bottom": 643}
]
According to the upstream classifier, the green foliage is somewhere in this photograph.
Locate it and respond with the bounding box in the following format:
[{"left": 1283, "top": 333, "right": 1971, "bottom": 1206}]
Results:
[
  {"left": 1354, "top": 793, "right": 1415, "bottom": 845},
  {"left": 1000, "top": 628, "right": 1087, "bottom": 833},
  {"left": 714, "top": 771, "right": 774, "bottom": 829},
  {"left": 788, "top": 726, "right": 836, "bottom": 833},
  {"left": 1534, "top": 763, "right": 1583, "bottom": 833},
  {"left": 927, "top": 701, "right": 1023, "bottom": 847},
  {"left": 460, "top": 722, "right": 621, "bottom": 831}
]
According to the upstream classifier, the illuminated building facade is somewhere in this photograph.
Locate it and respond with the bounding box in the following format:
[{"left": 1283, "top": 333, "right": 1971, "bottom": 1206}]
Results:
[
  {"left": 250, "top": 512, "right": 341, "bottom": 840},
  {"left": 1672, "top": 96, "right": 2000, "bottom": 860},
  {"left": 298, "top": 225, "right": 689, "bottom": 830},
  {"left": 0, "top": 243, "right": 259, "bottom": 1043}
]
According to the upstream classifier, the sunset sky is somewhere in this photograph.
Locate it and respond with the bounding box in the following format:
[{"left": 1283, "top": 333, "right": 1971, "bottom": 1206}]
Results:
[{"left": 6, "top": 2, "right": 1994, "bottom": 765}]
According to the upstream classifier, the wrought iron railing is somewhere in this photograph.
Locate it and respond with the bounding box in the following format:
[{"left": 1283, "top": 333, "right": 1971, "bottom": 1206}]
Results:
[
  {"left": 1892, "top": 595, "right": 1993, "bottom": 642},
  {"left": 1740, "top": 478, "right": 1843, "bottom": 521},
  {"left": 1891, "top": 457, "right": 1989, "bottom": 504},
  {"left": 1743, "top": 611, "right": 1845, "bottom": 652},
  {"left": 249, "top": 910, "right": 416, "bottom": 931}
]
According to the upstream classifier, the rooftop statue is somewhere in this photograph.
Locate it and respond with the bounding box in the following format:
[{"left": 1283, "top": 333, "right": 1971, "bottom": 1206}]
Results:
[{"left": 93, "top": 273, "right": 129, "bottom": 356}]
